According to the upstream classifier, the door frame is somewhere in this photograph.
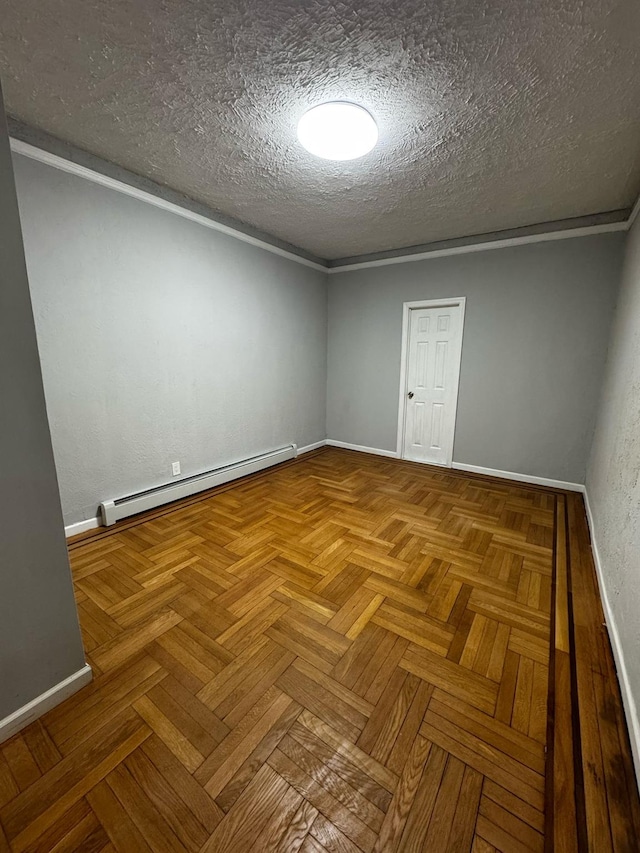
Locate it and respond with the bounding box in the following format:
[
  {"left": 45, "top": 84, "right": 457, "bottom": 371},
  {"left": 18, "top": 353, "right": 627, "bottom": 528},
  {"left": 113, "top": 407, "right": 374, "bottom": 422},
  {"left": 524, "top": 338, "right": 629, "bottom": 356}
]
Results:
[{"left": 396, "top": 297, "right": 467, "bottom": 466}]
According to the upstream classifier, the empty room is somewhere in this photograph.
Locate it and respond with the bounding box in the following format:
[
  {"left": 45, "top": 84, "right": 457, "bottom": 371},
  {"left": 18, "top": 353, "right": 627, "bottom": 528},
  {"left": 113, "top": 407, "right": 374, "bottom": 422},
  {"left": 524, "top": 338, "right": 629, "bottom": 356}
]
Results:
[{"left": 1, "top": 0, "right": 639, "bottom": 850}]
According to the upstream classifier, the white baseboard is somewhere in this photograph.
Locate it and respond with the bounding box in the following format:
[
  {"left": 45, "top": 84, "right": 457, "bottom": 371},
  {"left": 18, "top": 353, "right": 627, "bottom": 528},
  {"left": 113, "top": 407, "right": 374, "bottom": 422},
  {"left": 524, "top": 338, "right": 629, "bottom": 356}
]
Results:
[
  {"left": 65, "top": 517, "right": 101, "bottom": 538},
  {"left": 297, "top": 440, "right": 328, "bottom": 455},
  {"left": 451, "top": 461, "right": 585, "bottom": 492},
  {"left": 325, "top": 439, "right": 399, "bottom": 459},
  {"left": 0, "top": 664, "right": 93, "bottom": 744},
  {"left": 324, "top": 445, "right": 586, "bottom": 490},
  {"left": 582, "top": 489, "right": 640, "bottom": 783}
]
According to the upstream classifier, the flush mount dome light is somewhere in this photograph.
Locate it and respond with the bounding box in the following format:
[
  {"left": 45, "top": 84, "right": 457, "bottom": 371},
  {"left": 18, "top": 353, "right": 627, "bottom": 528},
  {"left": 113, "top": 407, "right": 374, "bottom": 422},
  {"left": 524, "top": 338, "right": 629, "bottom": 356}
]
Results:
[{"left": 297, "top": 102, "right": 378, "bottom": 161}]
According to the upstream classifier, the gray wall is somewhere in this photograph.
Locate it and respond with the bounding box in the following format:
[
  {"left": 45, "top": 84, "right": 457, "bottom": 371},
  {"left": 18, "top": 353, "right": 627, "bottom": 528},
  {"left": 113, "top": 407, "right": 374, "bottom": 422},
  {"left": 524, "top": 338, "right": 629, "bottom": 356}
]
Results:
[
  {"left": 0, "top": 88, "right": 85, "bottom": 719},
  {"left": 586, "top": 217, "right": 640, "bottom": 774},
  {"left": 327, "top": 235, "right": 624, "bottom": 483},
  {"left": 13, "top": 154, "right": 328, "bottom": 527}
]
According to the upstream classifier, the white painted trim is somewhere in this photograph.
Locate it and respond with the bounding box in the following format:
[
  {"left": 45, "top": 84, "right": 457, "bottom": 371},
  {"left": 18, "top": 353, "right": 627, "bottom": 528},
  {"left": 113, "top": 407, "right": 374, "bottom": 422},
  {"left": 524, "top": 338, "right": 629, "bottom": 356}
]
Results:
[
  {"left": 10, "top": 138, "right": 636, "bottom": 275},
  {"left": 0, "top": 664, "right": 93, "bottom": 744},
  {"left": 396, "top": 297, "right": 466, "bottom": 467},
  {"left": 327, "top": 221, "right": 628, "bottom": 274},
  {"left": 326, "top": 439, "right": 398, "bottom": 459},
  {"left": 582, "top": 489, "right": 640, "bottom": 782},
  {"left": 324, "top": 444, "right": 585, "bottom": 492},
  {"left": 297, "top": 440, "right": 327, "bottom": 455},
  {"left": 396, "top": 304, "right": 412, "bottom": 458},
  {"left": 629, "top": 193, "right": 640, "bottom": 229},
  {"left": 451, "top": 461, "right": 584, "bottom": 492},
  {"left": 9, "top": 139, "right": 327, "bottom": 274},
  {"left": 65, "top": 517, "right": 101, "bottom": 538}
]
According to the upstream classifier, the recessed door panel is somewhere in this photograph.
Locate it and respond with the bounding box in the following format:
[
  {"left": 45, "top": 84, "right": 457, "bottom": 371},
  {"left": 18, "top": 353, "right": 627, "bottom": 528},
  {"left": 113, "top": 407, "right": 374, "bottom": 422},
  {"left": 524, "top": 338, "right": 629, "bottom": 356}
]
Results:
[
  {"left": 413, "top": 402, "right": 425, "bottom": 446},
  {"left": 416, "top": 341, "right": 429, "bottom": 389},
  {"left": 430, "top": 403, "right": 444, "bottom": 449},
  {"left": 434, "top": 341, "right": 448, "bottom": 390}
]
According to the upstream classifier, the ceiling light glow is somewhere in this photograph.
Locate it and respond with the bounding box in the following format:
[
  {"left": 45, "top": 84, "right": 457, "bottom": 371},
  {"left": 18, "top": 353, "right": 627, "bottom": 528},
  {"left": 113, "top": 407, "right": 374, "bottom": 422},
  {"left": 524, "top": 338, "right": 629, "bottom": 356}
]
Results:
[{"left": 297, "top": 102, "right": 378, "bottom": 161}]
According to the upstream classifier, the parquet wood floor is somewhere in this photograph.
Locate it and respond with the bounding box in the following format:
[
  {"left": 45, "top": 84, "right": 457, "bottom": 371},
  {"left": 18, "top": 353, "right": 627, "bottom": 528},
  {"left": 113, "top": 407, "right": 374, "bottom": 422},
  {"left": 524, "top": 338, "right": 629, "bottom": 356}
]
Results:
[{"left": 0, "top": 448, "right": 637, "bottom": 852}]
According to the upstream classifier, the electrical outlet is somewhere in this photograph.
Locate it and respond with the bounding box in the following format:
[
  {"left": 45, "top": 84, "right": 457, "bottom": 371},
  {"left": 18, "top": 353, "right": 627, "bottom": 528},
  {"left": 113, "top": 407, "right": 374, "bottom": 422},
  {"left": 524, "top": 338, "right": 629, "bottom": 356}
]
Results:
[{"left": 172, "top": 461, "right": 181, "bottom": 477}]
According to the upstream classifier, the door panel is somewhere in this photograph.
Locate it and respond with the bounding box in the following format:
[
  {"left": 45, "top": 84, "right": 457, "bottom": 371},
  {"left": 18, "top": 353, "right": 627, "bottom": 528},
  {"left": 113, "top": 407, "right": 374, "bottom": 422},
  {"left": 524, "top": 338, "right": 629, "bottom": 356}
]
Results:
[
  {"left": 430, "top": 402, "right": 444, "bottom": 449},
  {"left": 416, "top": 341, "right": 429, "bottom": 388},
  {"left": 402, "top": 303, "right": 463, "bottom": 465},
  {"left": 434, "top": 340, "right": 447, "bottom": 389}
]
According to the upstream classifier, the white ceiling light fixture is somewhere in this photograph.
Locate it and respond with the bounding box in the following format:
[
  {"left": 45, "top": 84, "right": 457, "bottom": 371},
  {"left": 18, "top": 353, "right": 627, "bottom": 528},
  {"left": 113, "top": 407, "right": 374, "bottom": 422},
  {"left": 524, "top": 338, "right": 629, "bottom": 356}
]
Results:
[{"left": 297, "top": 102, "right": 378, "bottom": 161}]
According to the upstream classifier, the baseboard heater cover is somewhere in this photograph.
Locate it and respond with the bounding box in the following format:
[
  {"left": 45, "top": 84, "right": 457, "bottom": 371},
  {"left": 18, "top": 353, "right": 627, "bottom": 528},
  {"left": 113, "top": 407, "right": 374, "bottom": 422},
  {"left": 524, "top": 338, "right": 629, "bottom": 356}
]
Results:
[{"left": 100, "top": 444, "right": 297, "bottom": 526}]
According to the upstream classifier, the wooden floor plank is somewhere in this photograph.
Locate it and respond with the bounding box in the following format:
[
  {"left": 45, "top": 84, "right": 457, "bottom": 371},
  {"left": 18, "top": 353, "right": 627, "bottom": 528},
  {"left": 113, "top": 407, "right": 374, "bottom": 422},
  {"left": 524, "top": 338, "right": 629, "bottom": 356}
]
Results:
[
  {"left": 140, "top": 736, "right": 223, "bottom": 832},
  {"left": 0, "top": 448, "right": 636, "bottom": 852},
  {"left": 373, "top": 735, "right": 432, "bottom": 853},
  {"left": 1, "top": 711, "right": 150, "bottom": 851},
  {"left": 16, "top": 800, "right": 94, "bottom": 853},
  {"left": 267, "top": 747, "right": 378, "bottom": 853},
  {"left": 395, "top": 742, "right": 448, "bottom": 850},
  {"left": 104, "top": 763, "right": 188, "bottom": 853},
  {"left": 200, "top": 764, "right": 291, "bottom": 853},
  {"left": 272, "top": 799, "right": 318, "bottom": 853},
  {"left": 565, "top": 492, "right": 640, "bottom": 853},
  {"left": 123, "top": 747, "right": 209, "bottom": 851},
  {"left": 87, "top": 781, "right": 153, "bottom": 853}
]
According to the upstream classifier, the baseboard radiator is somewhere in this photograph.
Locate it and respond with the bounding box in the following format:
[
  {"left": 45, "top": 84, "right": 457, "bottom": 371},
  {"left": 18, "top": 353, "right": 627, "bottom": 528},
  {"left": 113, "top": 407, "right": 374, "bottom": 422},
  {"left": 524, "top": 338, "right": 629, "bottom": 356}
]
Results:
[{"left": 99, "top": 444, "right": 297, "bottom": 526}]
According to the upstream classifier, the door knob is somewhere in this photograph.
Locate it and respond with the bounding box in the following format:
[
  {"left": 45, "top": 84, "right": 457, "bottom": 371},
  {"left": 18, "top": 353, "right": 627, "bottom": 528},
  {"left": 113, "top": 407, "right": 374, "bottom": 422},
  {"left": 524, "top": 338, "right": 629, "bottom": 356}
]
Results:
[{"left": 407, "top": 391, "right": 414, "bottom": 399}]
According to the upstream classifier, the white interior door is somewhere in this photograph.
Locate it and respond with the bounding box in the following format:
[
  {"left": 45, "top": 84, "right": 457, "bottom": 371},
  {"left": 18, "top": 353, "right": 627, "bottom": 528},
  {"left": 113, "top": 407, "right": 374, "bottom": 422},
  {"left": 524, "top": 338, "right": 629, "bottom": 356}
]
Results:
[{"left": 401, "top": 302, "right": 464, "bottom": 465}]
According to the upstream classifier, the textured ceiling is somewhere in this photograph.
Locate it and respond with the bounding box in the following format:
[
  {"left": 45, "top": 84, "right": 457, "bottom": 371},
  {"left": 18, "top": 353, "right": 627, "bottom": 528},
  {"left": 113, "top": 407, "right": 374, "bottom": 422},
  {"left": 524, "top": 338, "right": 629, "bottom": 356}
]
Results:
[{"left": 1, "top": 0, "right": 639, "bottom": 260}]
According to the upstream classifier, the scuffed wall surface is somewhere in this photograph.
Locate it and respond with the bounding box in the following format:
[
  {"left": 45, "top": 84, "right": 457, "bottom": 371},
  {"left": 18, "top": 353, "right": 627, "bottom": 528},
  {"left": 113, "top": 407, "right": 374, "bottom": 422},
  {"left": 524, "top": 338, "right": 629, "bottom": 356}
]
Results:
[
  {"left": 586, "top": 216, "right": 640, "bottom": 767},
  {"left": 327, "top": 234, "right": 623, "bottom": 483},
  {"left": 13, "top": 153, "right": 328, "bottom": 526},
  {"left": 1, "top": 0, "right": 639, "bottom": 259}
]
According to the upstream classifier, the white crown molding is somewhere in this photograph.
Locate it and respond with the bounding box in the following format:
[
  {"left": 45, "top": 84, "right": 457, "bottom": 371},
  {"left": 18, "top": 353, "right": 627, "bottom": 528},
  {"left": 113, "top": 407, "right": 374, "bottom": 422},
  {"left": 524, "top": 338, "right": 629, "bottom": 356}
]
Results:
[
  {"left": 327, "top": 220, "right": 629, "bottom": 274},
  {"left": 0, "top": 664, "right": 93, "bottom": 743},
  {"left": 11, "top": 136, "right": 640, "bottom": 275},
  {"left": 9, "top": 138, "right": 328, "bottom": 274}
]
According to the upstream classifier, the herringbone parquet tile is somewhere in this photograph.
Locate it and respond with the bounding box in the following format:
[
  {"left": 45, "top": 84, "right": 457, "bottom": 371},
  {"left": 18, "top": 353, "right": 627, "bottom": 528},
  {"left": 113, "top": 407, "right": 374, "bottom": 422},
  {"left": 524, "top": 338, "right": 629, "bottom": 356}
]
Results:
[{"left": 0, "top": 448, "right": 557, "bottom": 852}]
